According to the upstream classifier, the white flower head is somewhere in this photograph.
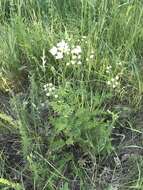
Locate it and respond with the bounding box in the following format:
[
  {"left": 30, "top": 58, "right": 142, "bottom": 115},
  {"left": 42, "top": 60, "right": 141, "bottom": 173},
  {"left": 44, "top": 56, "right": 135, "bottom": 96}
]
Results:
[
  {"left": 66, "top": 62, "right": 70, "bottom": 66},
  {"left": 72, "top": 55, "right": 77, "bottom": 60},
  {"left": 49, "top": 83, "right": 53, "bottom": 87},
  {"left": 76, "top": 46, "right": 82, "bottom": 53},
  {"left": 115, "top": 76, "right": 119, "bottom": 80},
  {"left": 52, "top": 86, "right": 55, "bottom": 91},
  {"left": 57, "top": 40, "right": 69, "bottom": 53},
  {"left": 66, "top": 50, "right": 70, "bottom": 55},
  {"left": 107, "top": 65, "right": 112, "bottom": 70},
  {"left": 78, "top": 55, "right": 81, "bottom": 59},
  {"left": 49, "top": 46, "right": 58, "bottom": 56},
  {"left": 54, "top": 94, "right": 58, "bottom": 99},
  {"left": 106, "top": 70, "right": 110, "bottom": 74},
  {"left": 49, "top": 88, "right": 53, "bottom": 92},
  {"left": 44, "top": 84, "right": 47, "bottom": 88},
  {"left": 49, "top": 40, "right": 70, "bottom": 59},
  {"left": 71, "top": 60, "right": 76, "bottom": 65},
  {"left": 82, "top": 36, "right": 87, "bottom": 39},
  {"left": 46, "top": 93, "right": 50, "bottom": 97},
  {"left": 107, "top": 81, "right": 111, "bottom": 85},
  {"left": 117, "top": 62, "right": 122, "bottom": 66},
  {"left": 71, "top": 45, "right": 82, "bottom": 55},
  {"left": 115, "top": 81, "right": 119, "bottom": 86},
  {"left": 57, "top": 40, "right": 67, "bottom": 47},
  {"left": 55, "top": 52, "right": 63, "bottom": 59},
  {"left": 77, "top": 61, "right": 82, "bottom": 65},
  {"left": 90, "top": 55, "right": 94, "bottom": 59},
  {"left": 107, "top": 76, "right": 120, "bottom": 89}
]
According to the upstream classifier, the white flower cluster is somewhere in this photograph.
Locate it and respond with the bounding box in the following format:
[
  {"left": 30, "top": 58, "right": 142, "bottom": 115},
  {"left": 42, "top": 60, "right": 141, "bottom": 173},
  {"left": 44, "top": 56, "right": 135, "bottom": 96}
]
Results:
[
  {"left": 44, "top": 83, "right": 58, "bottom": 98},
  {"left": 77, "top": 36, "right": 87, "bottom": 43},
  {"left": 71, "top": 45, "right": 82, "bottom": 55},
  {"left": 81, "top": 36, "right": 87, "bottom": 41},
  {"left": 117, "top": 62, "right": 122, "bottom": 66},
  {"left": 107, "top": 76, "right": 120, "bottom": 88},
  {"left": 89, "top": 51, "right": 94, "bottom": 59},
  {"left": 49, "top": 40, "right": 70, "bottom": 59},
  {"left": 86, "top": 50, "right": 95, "bottom": 61},
  {"left": 66, "top": 45, "right": 82, "bottom": 66},
  {"left": 49, "top": 40, "right": 83, "bottom": 66},
  {"left": 106, "top": 65, "right": 112, "bottom": 74}
]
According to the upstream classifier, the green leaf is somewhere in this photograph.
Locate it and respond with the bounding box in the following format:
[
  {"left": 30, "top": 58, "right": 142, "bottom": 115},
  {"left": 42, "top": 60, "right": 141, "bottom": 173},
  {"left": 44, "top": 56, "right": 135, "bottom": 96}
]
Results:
[
  {"left": 53, "top": 117, "right": 68, "bottom": 132},
  {"left": 66, "top": 137, "right": 74, "bottom": 145},
  {"left": 50, "top": 139, "right": 65, "bottom": 151}
]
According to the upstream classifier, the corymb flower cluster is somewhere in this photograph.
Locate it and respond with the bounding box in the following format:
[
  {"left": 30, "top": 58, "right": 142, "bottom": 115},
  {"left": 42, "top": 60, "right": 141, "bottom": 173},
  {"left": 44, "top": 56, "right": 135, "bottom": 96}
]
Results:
[
  {"left": 106, "top": 65, "right": 112, "bottom": 74},
  {"left": 49, "top": 39, "right": 83, "bottom": 66},
  {"left": 49, "top": 40, "right": 70, "bottom": 59},
  {"left": 86, "top": 50, "right": 95, "bottom": 61},
  {"left": 107, "top": 75, "right": 120, "bottom": 89},
  {"left": 105, "top": 63, "right": 123, "bottom": 89},
  {"left": 44, "top": 83, "right": 58, "bottom": 98},
  {"left": 67, "top": 45, "right": 82, "bottom": 66}
]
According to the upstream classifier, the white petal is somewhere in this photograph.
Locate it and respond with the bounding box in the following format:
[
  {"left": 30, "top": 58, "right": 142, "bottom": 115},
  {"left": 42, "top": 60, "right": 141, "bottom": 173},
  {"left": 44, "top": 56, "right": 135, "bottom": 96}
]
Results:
[
  {"left": 49, "top": 46, "right": 58, "bottom": 56},
  {"left": 71, "top": 46, "right": 82, "bottom": 55},
  {"left": 76, "top": 46, "right": 82, "bottom": 53},
  {"left": 77, "top": 61, "right": 82, "bottom": 65},
  {"left": 57, "top": 40, "right": 69, "bottom": 53},
  {"left": 71, "top": 60, "right": 76, "bottom": 65},
  {"left": 55, "top": 52, "right": 63, "bottom": 59},
  {"left": 115, "top": 81, "right": 119, "bottom": 85},
  {"left": 54, "top": 95, "right": 58, "bottom": 98},
  {"left": 107, "top": 81, "right": 111, "bottom": 85},
  {"left": 115, "top": 76, "right": 119, "bottom": 80},
  {"left": 57, "top": 40, "right": 66, "bottom": 47},
  {"left": 72, "top": 55, "right": 77, "bottom": 59},
  {"left": 52, "top": 87, "right": 55, "bottom": 90},
  {"left": 49, "top": 88, "right": 52, "bottom": 92},
  {"left": 90, "top": 55, "right": 94, "bottom": 59},
  {"left": 46, "top": 93, "right": 50, "bottom": 97},
  {"left": 78, "top": 55, "right": 81, "bottom": 59}
]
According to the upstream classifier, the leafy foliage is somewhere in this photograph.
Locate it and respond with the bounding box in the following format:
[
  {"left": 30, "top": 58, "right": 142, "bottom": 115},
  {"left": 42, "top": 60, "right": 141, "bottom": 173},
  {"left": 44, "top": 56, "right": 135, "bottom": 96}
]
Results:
[{"left": 50, "top": 85, "right": 116, "bottom": 154}]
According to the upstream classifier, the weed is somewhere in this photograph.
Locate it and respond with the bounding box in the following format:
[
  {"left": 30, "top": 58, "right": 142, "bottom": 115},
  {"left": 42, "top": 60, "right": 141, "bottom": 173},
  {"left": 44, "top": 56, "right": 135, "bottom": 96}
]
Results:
[{"left": 0, "top": 0, "right": 143, "bottom": 189}]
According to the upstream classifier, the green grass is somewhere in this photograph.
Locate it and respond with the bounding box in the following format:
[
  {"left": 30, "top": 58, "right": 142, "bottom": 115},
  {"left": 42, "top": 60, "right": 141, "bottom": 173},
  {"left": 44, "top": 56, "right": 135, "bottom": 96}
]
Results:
[{"left": 0, "top": 0, "right": 143, "bottom": 189}]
